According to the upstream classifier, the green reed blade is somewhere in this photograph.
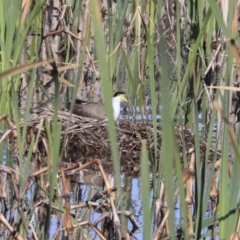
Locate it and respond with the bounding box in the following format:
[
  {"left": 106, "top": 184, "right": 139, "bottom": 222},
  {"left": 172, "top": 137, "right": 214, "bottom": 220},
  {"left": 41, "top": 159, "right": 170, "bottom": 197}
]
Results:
[{"left": 140, "top": 140, "right": 151, "bottom": 239}]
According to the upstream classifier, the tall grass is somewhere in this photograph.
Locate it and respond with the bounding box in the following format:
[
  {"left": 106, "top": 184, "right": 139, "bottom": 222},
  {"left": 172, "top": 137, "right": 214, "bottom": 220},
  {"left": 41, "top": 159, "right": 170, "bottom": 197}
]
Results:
[{"left": 0, "top": 0, "right": 240, "bottom": 239}]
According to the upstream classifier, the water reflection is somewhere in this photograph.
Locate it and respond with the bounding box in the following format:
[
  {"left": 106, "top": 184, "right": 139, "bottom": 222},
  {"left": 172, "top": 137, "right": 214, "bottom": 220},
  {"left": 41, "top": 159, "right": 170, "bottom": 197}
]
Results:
[{"left": 68, "top": 171, "right": 142, "bottom": 239}]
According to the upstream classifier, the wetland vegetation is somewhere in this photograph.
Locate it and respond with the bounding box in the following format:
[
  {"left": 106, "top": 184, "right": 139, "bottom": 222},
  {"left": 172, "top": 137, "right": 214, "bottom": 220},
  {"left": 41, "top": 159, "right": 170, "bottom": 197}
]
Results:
[{"left": 0, "top": 0, "right": 240, "bottom": 239}]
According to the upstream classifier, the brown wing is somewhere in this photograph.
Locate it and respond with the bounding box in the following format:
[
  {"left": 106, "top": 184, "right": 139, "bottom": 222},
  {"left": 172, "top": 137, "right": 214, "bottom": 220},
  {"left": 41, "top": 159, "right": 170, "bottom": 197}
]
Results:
[{"left": 67, "top": 101, "right": 106, "bottom": 119}]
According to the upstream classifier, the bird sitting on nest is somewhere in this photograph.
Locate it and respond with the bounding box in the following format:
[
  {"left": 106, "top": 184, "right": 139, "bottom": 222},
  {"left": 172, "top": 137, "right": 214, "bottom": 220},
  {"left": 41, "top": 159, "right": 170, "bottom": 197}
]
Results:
[{"left": 66, "top": 92, "right": 127, "bottom": 120}]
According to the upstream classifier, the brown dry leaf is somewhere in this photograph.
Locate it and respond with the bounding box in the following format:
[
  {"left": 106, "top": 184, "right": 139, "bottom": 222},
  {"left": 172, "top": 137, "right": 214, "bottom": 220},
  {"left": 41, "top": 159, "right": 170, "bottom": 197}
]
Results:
[
  {"left": 0, "top": 59, "right": 55, "bottom": 80},
  {"left": 58, "top": 64, "right": 79, "bottom": 72},
  {"left": 230, "top": 39, "right": 240, "bottom": 66},
  {"left": 59, "top": 77, "right": 75, "bottom": 87},
  {"left": 232, "top": 0, "right": 238, "bottom": 39},
  {"left": 21, "top": 0, "right": 31, "bottom": 25},
  {"left": 208, "top": 86, "right": 240, "bottom": 92}
]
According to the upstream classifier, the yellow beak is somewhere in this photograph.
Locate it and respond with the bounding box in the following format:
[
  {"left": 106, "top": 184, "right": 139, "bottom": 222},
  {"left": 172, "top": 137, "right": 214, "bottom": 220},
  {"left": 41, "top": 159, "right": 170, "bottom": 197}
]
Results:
[{"left": 120, "top": 94, "right": 128, "bottom": 102}]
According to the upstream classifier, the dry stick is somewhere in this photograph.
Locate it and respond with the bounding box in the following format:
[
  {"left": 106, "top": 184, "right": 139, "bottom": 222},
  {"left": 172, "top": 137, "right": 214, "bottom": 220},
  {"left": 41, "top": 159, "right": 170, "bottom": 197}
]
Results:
[
  {"left": 109, "top": 197, "right": 121, "bottom": 235},
  {"left": 65, "top": 3, "right": 73, "bottom": 24},
  {"left": 186, "top": 152, "right": 195, "bottom": 236},
  {"left": 210, "top": 174, "right": 218, "bottom": 238},
  {"left": 93, "top": 212, "right": 110, "bottom": 226},
  {"left": 116, "top": 211, "right": 140, "bottom": 232},
  {"left": 199, "top": 43, "right": 223, "bottom": 125},
  {"left": 0, "top": 213, "right": 23, "bottom": 240},
  {"left": 201, "top": 43, "right": 223, "bottom": 87},
  {"left": 186, "top": 178, "right": 194, "bottom": 236},
  {"left": 210, "top": 163, "right": 219, "bottom": 232},
  {"left": 0, "top": 167, "right": 27, "bottom": 238},
  {"left": 33, "top": 118, "right": 44, "bottom": 153},
  {"left": 0, "top": 165, "right": 15, "bottom": 175},
  {"left": 229, "top": 231, "right": 240, "bottom": 240},
  {"left": 93, "top": 159, "right": 121, "bottom": 237},
  {"left": 10, "top": 173, "right": 19, "bottom": 200},
  {"left": 32, "top": 160, "right": 109, "bottom": 182},
  {"left": 29, "top": 127, "right": 34, "bottom": 143},
  {"left": 0, "top": 114, "right": 8, "bottom": 121},
  {"left": 60, "top": 165, "right": 73, "bottom": 239},
  {"left": 181, "top": 168, "right": 194, "bottom": 186},
  {"left": 76, "top": 207, "right": 91, "bottom": 225},
  {"left": 42, "top": 137, "right": 51, "bottom": 169},
  {"left": 58, "top": 221, "right": 107, "bottom": 240},
  {"left": 29, "top": 222, "right": 38, "bottom": 240},
  {"left": 35, "top": 199, "right": 62, "bottom": 214},
  {"left": 31, "top": 166, "right": 49, "bottom": 177},
  {"left": 62, "top": 162, "right": 81, "bottom": 174},
  {"left": 58, "top": 17, "right": 75, "bottom": 51},
  {"left": 59, "top": 4, "right": 72, "bottom": 21},
  {"left": 234, "top": 205, "right": 240, "bottom": 238},
  {"left": 200, "top": 43, "right": 222, "bottom": 95},
  {"left": 185, "top": 175, "right": 193, "bottom": 204},
  {"left": 58, "top": 220, "right": 89, "bottom": 231},
  {"left": 187, "top": 205, "right": 194, "bottom": 236},
  {"left": 0, "top": 173, "right": 7, "bottom": 199},
  {"left": 171, "top": 167, "right": 195, "bottom": 238},
  {"left": 71, "top": 201, "right": 100, "bottom": 210},
  {"left": 161, "top": 188, "right": 169, "bottom": 236},
  {"left": 0, "top": 128, "right": 14, "bottom": 144},
  {"left": 93, "top": 159, "right": 112, "bottom": 193},
  {"left": 214, "top": 161, "right": 221, "bottom": 170},
  {"left": 90, "top": 224, "right": 107, "bottom": 240},
  {"left": 0, "top": 114, "right": 17, "bottom": 142},
  {"left": 153, "top": 181, "right": 164, "bottom": 235},
  {"left": 51, "top": 230, "right": 60, "bottom": 240},
  {"left": 153, "top": 209, "right": 169, "bottom": 240},
  {"left": 210, "top": 174, "right": 218, "bottom": 203},
  {"left": 174, "top": 168, "right": 195, "bottom": 204},
  {"left": 5, "top": 116, "right": 17, "bottom": 137}
]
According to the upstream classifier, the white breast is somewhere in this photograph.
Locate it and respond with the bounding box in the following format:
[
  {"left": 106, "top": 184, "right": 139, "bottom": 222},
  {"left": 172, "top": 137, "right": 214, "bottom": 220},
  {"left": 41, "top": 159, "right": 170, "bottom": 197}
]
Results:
[{"left": 112, "top": 96, "right": 121, "bottom": 120}]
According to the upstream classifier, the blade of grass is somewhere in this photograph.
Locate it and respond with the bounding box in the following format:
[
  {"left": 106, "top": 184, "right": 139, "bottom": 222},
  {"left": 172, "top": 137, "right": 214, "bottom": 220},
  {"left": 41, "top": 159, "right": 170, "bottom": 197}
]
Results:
[
  {"left": 90, "top": 0, "right": 121, "bottom": 204},
  {"left": 140, "top": 140, "right": 151, "bottom": 239},
  {"left": 159, "top": 33, "right": 176, "bottom": 237}
]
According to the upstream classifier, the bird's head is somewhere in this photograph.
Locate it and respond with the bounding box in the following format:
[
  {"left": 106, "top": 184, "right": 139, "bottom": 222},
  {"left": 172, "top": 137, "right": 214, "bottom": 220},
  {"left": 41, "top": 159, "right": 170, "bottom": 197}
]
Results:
[{"left": 113, "top": 92, "right": 127, "bottom": 102}]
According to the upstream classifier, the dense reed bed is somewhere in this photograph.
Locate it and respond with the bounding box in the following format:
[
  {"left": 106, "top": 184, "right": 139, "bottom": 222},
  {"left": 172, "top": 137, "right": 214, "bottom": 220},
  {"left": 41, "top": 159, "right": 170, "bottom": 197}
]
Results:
[{"left": 1, "top": 0, "right": 240, "bottom": 239}]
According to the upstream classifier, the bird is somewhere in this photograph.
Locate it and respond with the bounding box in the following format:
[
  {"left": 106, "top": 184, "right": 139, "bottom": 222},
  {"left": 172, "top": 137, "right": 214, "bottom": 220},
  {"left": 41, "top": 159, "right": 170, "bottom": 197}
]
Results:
[{"left": 66, "top": 92, "right": 127, "bottom": 120}]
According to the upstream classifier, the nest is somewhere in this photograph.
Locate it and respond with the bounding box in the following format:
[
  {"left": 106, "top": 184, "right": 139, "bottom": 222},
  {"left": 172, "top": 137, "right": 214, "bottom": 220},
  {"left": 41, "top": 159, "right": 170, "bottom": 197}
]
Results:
[{"left": 3, "top": 107, "right": 221, "bottom": 174}]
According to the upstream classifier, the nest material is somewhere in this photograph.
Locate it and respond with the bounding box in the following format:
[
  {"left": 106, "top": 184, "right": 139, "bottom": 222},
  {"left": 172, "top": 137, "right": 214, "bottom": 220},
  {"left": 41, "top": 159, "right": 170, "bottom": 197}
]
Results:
[{"left": 8, "top": 107, "right": 221, "bottom": 174}]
